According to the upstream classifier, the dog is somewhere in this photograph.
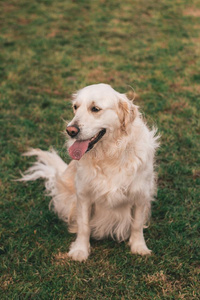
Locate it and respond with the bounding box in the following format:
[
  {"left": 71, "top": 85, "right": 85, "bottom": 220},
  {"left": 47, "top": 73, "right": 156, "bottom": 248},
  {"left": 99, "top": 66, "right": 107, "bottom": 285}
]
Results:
[{"left": 20, "top": 83, "right": 159, "bottom": 262}]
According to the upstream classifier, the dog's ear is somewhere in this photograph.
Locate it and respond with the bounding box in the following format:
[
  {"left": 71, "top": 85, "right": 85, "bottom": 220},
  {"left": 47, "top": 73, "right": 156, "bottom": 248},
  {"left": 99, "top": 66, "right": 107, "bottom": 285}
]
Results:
[{"left": 118, "top": 98, "right": 138, "bottom": 132}]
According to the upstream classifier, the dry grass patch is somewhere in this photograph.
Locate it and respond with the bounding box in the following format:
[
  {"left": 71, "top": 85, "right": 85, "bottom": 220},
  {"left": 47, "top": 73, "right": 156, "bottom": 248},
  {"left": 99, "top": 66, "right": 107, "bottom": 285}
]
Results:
[
  {"left": 144, "top": 271, "right": 184, "bottom": 298},
  {"left": 54, "top": 251, "right": 71, "bottom": 266},
  {"left": 183, "top": 8, "right": 200, "bottom": 17}
]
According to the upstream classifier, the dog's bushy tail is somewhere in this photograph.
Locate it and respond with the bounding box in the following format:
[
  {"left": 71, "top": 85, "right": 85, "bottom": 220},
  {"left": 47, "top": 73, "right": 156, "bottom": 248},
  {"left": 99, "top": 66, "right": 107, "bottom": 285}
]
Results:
[
  {"left": 18, "top": 148, "right": 77, "bottom": 225},
  {"left": 19, "top": 148, "right": 67, "bottom": 195}
]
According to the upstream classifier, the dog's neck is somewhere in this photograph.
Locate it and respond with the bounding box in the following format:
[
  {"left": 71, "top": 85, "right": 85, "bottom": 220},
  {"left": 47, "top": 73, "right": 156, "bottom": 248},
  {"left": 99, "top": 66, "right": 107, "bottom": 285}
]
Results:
[{"left": 83, "top": 127, "right": 135, "bottom": 166}]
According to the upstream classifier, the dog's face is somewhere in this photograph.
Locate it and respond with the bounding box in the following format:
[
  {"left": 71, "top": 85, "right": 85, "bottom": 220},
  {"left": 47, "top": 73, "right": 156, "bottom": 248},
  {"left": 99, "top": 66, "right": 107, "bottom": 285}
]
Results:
[{"left": 66, "top": 84, "right": 137, "bottom": 160}]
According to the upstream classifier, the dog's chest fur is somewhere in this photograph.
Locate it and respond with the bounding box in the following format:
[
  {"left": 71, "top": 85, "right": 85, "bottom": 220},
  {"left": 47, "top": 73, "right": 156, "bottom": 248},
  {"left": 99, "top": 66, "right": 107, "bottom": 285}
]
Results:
[{"left": 76, "top": 158, "right": 140, "bottom": 208}]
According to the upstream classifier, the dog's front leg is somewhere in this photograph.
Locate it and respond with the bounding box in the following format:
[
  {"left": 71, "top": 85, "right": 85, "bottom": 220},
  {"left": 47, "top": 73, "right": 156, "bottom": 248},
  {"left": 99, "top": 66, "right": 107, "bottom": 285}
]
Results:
[
  {"left": 68, "top": 195, "right": 91, "bottom": 262},
  {"left": 129, "top": 204, "right": 151, "bottom": 256}
]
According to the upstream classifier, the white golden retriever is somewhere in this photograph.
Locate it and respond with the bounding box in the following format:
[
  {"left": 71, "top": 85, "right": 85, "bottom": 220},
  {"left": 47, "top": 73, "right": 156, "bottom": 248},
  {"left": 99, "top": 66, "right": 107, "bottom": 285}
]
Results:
[{"left": 20, "top": 83, "right": 159, "bottom": 262}]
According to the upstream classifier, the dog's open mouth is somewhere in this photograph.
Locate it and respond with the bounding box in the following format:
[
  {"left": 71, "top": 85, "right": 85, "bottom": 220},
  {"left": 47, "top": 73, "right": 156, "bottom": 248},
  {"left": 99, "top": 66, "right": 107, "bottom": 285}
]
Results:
[{"left": 68, "top": 129, "right": 106, "bottom": 160}]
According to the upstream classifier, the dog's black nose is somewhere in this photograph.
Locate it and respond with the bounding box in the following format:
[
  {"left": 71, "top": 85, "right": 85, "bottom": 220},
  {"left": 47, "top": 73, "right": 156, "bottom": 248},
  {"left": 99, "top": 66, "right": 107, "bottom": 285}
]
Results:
[{"left": 66, "top": 125, "right": 80, "bottom": 137}]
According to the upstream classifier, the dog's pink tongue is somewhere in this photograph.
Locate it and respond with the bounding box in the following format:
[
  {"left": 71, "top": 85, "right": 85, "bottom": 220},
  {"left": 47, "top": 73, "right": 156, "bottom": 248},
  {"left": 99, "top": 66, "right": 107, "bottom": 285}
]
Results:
[{"left": 68, "top": 140, "right": 90, "bottom": 160}]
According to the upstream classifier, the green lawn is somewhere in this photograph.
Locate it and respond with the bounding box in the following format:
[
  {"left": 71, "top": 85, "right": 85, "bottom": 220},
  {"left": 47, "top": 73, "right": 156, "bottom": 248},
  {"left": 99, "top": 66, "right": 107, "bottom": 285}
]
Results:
[{"left": 0, "top": 0, "right": 200, "bottom": 299}]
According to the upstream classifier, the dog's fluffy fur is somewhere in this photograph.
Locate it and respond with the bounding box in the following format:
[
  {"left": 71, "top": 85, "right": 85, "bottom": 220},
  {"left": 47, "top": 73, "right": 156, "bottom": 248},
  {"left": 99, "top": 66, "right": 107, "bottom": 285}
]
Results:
[{"left": 20, "top": 83, "right": 159, "bottom": 261}]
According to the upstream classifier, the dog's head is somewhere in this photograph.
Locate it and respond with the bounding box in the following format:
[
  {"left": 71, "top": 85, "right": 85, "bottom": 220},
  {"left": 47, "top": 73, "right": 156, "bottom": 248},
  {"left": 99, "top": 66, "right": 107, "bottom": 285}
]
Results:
[{"left": 66, "top": 83, "right": 138, "bottom": 160}]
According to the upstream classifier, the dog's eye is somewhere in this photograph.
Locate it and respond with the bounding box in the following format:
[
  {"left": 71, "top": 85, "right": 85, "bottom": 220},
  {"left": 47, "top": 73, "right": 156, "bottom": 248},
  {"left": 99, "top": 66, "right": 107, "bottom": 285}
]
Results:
[
  {"left": 91, "top": 106, "right": 101, "bottom": 112},
  {"left": 73, "top": 104, "right": 78, "bottom": 110}
]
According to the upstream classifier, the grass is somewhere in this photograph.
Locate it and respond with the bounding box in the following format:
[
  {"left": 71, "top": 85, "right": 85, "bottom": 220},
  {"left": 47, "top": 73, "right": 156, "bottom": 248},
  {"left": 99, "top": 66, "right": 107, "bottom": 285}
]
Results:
[{"left": 0, "top": 0, "right": 200, "bottom": 299}]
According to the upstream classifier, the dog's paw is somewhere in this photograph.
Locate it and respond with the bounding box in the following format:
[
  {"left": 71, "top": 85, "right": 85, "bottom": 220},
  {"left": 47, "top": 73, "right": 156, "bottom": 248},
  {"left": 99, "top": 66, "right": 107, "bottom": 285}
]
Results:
[
  {"left": 68, "top": 249, "right": 89, "bottom": 262},
  {"left": 130, "top": 242, "right": 152, "bottom": 256},
  {"left": 68, "top": 242, "right": 90, "bottom": 262}
]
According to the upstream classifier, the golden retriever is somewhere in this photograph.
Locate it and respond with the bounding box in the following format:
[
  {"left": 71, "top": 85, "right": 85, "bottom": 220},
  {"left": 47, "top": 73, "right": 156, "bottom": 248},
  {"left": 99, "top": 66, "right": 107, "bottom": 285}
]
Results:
[{"left": 20, "top": 83, "right": 159, "bottom": 262}]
